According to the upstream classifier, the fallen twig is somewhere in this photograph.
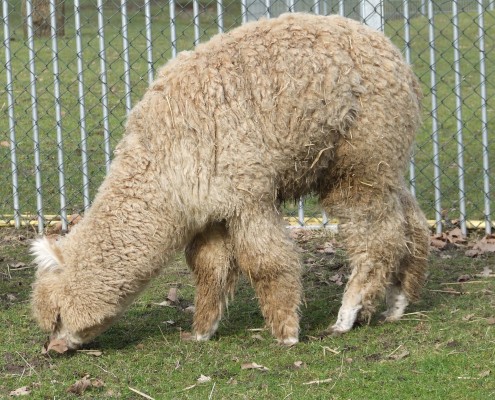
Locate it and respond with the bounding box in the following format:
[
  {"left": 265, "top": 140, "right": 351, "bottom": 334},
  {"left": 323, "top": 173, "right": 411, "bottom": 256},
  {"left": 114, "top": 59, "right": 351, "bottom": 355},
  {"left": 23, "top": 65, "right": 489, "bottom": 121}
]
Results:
[
  {"left": 329, "top": 353, "right": 346, "bottom": 391},
  {"left": 16, "top": 352, "right": 38, "bottom": 376},
  {"left": 386, "top": 345, "right": 403, "bottom": 359},
  {"left": 303, "top": 377, "right": 333, "bottom": 385},
  {"left": 208, "top": 382, "right": 216, "bottom": 400},
  {"left": 128, "top": 387, "right": 155, "bottom": 400},
  {"left": 321, "top": 346, "right": 340, "bottom": 356},
  {"left": 428, "top": 289, "right": 463, "bottom": 295}
]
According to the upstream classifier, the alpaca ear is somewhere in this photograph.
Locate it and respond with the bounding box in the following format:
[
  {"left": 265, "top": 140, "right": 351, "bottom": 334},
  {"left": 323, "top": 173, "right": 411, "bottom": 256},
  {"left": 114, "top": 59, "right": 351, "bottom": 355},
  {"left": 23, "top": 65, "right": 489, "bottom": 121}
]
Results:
[{"left": 31, "top": 237, "right": 65, "bottom": 273}]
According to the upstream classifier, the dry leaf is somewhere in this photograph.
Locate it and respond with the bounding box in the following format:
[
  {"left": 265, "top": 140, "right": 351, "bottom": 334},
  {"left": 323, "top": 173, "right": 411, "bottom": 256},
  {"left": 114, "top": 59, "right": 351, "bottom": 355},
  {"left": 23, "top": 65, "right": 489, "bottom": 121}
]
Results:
[
  {"left": 67, "top": 375, "right": 92, "bottom": 395},
  {"left": 49, "top": 214, "right": 83, "bottom": 234},
  {"left": 480, "top": 266, "right": 493, "bottom": 277},
  {"left": 457, "top": 274, "right": 471, "bottom": 282},
  {"left": 6, "top": 293, "right": 17, "bottom": 302},
  {"left": 180, "top": 331, "right": 193, "bottom": 341},
  {"left": 135, "top": 343, "right": 145, "bottom": 350},
  {"left": 472, "top": 235, "right": 495, "bottom": 254},
  {"left": 486, "top": 317, "right": 495, "bottom": 325},
  {"left": 9, "top": 386, "right": 30, "bottom": 396},
  {"left": 183, "top": 305, "right": 195, "bottom": 314},
  {"left": 0, "top": 140, "right": 10, "bottom": 148},
  {"left": 241, "top": 362, "right": 269, "bottom": 371},
  {"left": 388, "top": 350, "right": 410, "bottom": 361},
  {"left": 92, "top": 379, "right": 105, "bottom": 388},
  {"left": 251, "top": 334, "right": 264, "bottom": 341},
  {"left": 42, "top": 338, "right": 69, "bottom": 354},
  {"left": 329, "top": 273, "right": 344, "bottom": 286},
  {"left": 293, "top": 360, "right": 306, "bottom": 369},
  {"left": 167, "top": 287, "right": 178, "bottom": 303},
  {"left": 430, "top": 236, "right": 448, "bottom": 250},
  {"left": 479, "top": 370, "right": 491, "bottom": 378},
  {"left": 462, "top": 314, "right": 475, "bottom": 322},
  {"left": 446, "top": 228, "right": 467, "bottom": 245},
  {"left": 465, "top": 249, "right": 480, "bottom": 258},
  {"left": 318, "top": 242, "right": 336, "bottom": 254},
  {"left": 197, "top": 375, "right": 211, "bottom": 384},
  {"left": 68, "top": 213, "right": 82, "bottom": 226}
]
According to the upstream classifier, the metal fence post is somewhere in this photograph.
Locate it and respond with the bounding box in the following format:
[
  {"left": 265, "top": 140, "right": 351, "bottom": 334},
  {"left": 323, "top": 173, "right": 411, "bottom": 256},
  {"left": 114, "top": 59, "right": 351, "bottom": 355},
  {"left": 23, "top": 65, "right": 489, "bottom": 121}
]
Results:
[
  {"left": 97, "top": 0, "right": 112, "bottom": 174},
  {"left": 361, "top": 0, "right": 384, "bottom": 31},
  {"left": 452, "top": 1, "right": 467, "bottom": 236},
  {"left": 428, "top": 0, "right": 442, "bottom": 235},
  {"left": 2, "top": 0, "right": 20, "bottom": 228},
  {"left": 478, "top": 0, "right": 492, "bottom": 234},
  {"left": 25, "top": 0, "right": 44, "bottom": 233},
  {"left": 49, "top": 0, "right": 67, "bottom": 231},
  {"left": 74, "top": 0, "right": 90, "bottom": 211}
]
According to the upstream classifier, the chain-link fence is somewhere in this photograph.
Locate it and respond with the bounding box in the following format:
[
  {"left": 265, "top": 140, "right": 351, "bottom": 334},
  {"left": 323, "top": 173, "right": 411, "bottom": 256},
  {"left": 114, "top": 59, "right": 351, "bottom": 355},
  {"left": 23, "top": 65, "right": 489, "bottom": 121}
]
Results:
[{"left": 1, "top": 0, "right": 494, "bottom": 235}]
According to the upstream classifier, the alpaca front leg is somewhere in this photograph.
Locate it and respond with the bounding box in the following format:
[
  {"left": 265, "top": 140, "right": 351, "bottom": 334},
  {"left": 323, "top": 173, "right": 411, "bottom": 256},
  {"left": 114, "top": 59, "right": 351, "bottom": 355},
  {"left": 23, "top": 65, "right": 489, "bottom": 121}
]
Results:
[
  {"left": 185, "top": 223, "right": 239, "bottom": 341},
  {"left": 331, "top": 282, "right": 363, "bottom": 334},
  {"left": 230, "top": 210, "right": 302, "bottom": 345}
]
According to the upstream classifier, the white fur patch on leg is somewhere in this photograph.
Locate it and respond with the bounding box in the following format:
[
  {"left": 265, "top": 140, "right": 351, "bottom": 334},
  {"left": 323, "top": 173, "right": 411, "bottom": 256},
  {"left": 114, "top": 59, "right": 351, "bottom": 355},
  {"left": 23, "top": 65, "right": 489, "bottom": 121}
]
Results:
[
  {"left": 194, "top": 319, "right": 219, "bottom": 341},
  {"left": 331, "top": 305, "right": 362, "bottom": 334},
  {"left": 30, "top": 237, "right": 64, "bottom": 272},
  {"left": 278, "top": 336, "right": 299, "bottom": 346},
  {"left": 330, "top": 287, "right": 363, "bottom": 334},
  {"left": 382, "top": 286, "right": 409, "bottom": 321}
]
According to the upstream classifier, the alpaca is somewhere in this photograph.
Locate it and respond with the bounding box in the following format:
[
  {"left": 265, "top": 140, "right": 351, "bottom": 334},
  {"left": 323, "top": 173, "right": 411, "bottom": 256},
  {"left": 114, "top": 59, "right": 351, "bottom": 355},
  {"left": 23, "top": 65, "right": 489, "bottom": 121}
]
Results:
[{"left": 31, "top": 12, "right": 429, "bottom": 349}]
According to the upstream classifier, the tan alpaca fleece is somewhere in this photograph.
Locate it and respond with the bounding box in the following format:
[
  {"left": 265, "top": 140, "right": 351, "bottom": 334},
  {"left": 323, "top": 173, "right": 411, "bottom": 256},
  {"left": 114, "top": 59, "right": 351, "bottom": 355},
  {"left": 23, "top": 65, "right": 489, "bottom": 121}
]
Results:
[{"left": 31, "top": 13, "right": 429, "bottom": 348}]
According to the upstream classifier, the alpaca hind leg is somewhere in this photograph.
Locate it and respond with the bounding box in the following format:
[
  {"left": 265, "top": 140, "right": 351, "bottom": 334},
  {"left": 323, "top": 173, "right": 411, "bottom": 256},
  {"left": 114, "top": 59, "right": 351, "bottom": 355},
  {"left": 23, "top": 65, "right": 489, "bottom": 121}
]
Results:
[
  {"left": 185, "top": 222, "right": 239, "bottom": 341},
  {"left": 323, "top": 190, "right": 409, "bottom": 334},
  {"left": 230, "top": 210, "right": 301, "bottom": 345},
  {"left": 382, "top": 188, "right": 429, "bottom": 322},
  {"left": 381, "top": 279, "right": 409, "bottom": 322}
]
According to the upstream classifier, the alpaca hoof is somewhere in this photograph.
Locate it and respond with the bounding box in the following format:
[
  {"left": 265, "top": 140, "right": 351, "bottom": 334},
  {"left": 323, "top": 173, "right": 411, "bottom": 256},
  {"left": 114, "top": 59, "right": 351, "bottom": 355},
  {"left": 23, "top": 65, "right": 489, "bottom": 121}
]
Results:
[
  {"left": 313, "top": 330, "right": 331, "bottom": 339},
  {"left": 325, "top": 325, "right": 350, "bottom": 337},
  {"left": 378, "top": 312, "right": 401, "bottom": 324},
  {"left": 194, "top": 332, "right": 212, "bottom": 341},
  {"left": 316, "top": 328, "right": 343, "bottom": 338},
  {"left": 278, "top": 336, "right": 299, "bottom": 346}
]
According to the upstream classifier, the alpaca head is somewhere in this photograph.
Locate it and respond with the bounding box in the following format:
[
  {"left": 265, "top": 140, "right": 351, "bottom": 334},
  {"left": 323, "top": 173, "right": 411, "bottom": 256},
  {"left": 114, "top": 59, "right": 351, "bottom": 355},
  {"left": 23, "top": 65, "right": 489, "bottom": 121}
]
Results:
[{"left": 30, "top": 237, "right": 112, "bottom": 350}]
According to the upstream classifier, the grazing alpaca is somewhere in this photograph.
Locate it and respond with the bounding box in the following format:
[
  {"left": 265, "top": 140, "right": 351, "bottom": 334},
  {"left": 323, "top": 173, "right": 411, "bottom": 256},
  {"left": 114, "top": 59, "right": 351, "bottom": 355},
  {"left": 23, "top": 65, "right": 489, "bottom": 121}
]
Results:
[{"left": 31, "top": 12, "right": 429, "bottom": 349}]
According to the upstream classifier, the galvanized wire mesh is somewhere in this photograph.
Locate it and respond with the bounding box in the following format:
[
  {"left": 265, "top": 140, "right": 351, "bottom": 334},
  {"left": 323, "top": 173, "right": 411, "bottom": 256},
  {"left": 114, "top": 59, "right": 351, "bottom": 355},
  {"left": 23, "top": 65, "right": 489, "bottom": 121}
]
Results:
[{"left": 1, "top": 0, "right": 494, "bottom": 234}]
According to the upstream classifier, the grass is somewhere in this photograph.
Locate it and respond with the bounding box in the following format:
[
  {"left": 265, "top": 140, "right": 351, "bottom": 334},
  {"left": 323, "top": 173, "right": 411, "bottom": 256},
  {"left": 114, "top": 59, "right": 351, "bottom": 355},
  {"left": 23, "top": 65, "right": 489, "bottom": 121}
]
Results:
[
  {"left": 1, "top": 4, "right": 495, "bottom": 225},
  {"left": 1, "top": 227, "right": 495, "bottom": 399}
]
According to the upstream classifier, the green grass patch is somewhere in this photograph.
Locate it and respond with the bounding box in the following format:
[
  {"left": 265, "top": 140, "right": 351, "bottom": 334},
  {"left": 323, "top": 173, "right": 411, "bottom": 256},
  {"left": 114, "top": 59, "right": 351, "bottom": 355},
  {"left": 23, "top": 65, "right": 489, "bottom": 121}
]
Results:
[{"left": 1, "top": 228, "right": 495, "bottom": 398}]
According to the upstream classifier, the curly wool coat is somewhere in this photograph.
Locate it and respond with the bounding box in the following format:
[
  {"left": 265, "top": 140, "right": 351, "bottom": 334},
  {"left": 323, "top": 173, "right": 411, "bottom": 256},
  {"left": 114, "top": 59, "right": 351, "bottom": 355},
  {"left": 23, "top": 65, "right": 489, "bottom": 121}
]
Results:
[{"left": 31, "top": 13, "right": 429, "bottom": 348}]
